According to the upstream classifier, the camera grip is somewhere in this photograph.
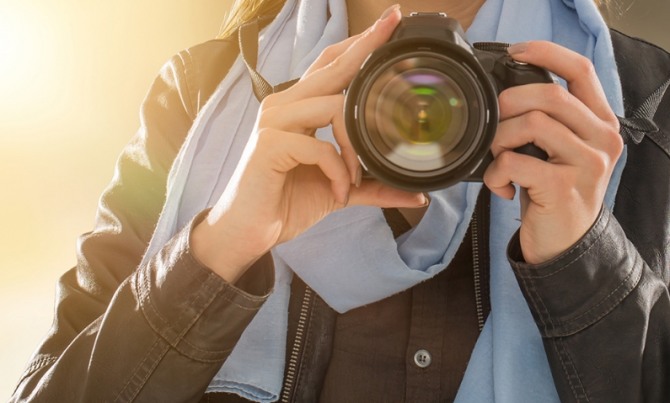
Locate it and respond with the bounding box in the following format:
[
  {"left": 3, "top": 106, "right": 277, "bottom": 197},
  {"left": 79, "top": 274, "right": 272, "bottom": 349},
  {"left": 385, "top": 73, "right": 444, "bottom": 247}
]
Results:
[
  {"left": 514, "top": 143, "right": 549, "bottom": 161},
  {"left": 499, "top": 55, "right": 553, "bottom": 162}
]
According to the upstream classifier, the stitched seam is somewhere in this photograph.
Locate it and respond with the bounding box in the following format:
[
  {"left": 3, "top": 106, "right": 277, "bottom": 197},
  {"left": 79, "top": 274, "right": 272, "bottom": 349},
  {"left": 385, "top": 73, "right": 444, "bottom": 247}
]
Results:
[
  {"left": 138, "top": 259, "right": 258, "bottom": 359},
  {"left": 135, "top": 269, "right": 233, "bottom": 362},
  {"left": 554, "top": 340, "right": 579, "bottom": 401},
  {"left": 520, "top": 269, "right": 551, "bottom": 331},
  {"left": 529, "top": 271, "right": 557, "bottom": 333},
  {"left": 137, "top": 258, "right": 264, "bottom": 361},
  {"left": 554, "top": 339, "right": 590, "bottom": 402},
  {"left": 114, "top": 337, "right": 158, "bottom": 401},
  {"left": 114, "top": 337, "right": 168, "bottom": 402},
  {"left": 137, "top": 266, "right": 174, "bottom": 340},
  {"left": 182, "top": 240, "right": 270, "bottom": 305},
  {"left": 176, "top": 336, "right": 234, "bottom": 358},
  {"left": 219, "top": 289, "right": 264, "bottom": 311},
  {"left": 549, "top": 253, "right": 643, "bottom": 336},
  {"left": 138, "top": 251, "right": 224, "bottom": 345},
  {"left": 564, "top": 256, "right": 638, "bottom": 323},
  {"left": 174, "top": 344, "right": 232, "bottom": 363},
  {"left": 126, "top": 340, "right": 170, "bottom": 402}
]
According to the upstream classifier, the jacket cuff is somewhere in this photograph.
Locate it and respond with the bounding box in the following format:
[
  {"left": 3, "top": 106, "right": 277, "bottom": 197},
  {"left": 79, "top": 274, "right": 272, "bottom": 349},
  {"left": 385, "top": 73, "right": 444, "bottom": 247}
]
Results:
[
  {"left": 134, "top": 212, "right": 274, "bottom": 362},
  {"left": 508, "top": 207, "right": 644, "bottom": 337}
]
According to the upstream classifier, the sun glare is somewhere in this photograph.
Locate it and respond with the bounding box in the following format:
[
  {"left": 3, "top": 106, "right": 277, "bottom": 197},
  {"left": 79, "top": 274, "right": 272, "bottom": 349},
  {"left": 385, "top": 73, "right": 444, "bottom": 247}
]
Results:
[{"left": 0, "top": 4, "right": 60, "bottom": 132}]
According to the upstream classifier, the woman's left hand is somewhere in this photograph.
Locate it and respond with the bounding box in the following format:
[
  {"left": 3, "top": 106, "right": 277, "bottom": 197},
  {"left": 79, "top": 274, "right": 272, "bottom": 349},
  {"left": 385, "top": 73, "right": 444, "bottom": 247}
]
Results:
[{"left": 483, "top": 41, "right": 623, "bottom": 264}]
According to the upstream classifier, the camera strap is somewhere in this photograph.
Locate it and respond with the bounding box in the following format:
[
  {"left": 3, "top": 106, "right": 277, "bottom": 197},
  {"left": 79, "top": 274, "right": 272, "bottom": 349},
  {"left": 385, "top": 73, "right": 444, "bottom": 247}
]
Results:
[
  {"left": 617, "top": 77, "right": 670, "bottom": 152},
  {"left": 238, "top": 17, "right": 300, "bottom": 102}
]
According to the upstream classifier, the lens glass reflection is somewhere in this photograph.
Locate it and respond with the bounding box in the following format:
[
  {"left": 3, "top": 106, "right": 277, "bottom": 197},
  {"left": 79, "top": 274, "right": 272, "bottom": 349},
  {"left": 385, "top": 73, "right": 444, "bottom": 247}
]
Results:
[{"left": 364, "top": 60, "right": 469, "bottom": 172}]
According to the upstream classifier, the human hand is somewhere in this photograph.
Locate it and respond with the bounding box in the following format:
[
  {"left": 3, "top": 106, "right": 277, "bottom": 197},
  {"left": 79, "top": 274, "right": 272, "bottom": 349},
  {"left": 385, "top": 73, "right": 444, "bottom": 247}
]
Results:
[
  {"left": 192, "top": 5, "right": 426, "bottom": 282},
  {"left": 483, "top": 41, "right": 623, "bottom": 264}
]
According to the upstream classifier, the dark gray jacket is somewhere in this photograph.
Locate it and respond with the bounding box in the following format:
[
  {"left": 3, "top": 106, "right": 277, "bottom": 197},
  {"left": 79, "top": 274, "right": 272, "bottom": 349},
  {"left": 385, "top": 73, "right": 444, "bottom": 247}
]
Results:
[{"left": 10, "top": 28, "right": 670, "bottom": 402}]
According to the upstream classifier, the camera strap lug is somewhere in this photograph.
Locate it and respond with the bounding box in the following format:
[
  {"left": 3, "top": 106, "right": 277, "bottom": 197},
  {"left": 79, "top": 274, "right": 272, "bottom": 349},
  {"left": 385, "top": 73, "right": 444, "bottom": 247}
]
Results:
[{"left": 238, "top": 17, "right": 299, "bottom": 102}]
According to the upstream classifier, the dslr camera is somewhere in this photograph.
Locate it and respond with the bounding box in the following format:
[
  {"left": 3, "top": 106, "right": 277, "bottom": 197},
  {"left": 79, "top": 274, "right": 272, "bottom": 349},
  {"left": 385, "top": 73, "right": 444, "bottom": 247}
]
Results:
[{"left": 344, "top": 12, "right": 552, "bottom": 191}]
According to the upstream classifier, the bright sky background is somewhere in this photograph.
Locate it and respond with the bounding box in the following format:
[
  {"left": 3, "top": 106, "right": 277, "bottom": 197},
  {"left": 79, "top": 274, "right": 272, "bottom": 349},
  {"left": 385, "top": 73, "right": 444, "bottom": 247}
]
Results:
[
  {"left": 0, "top": 0, "right": 230, "bottom": 397},
  {"left": 0, "top": 0, "right": 667, "bottom": 400}
]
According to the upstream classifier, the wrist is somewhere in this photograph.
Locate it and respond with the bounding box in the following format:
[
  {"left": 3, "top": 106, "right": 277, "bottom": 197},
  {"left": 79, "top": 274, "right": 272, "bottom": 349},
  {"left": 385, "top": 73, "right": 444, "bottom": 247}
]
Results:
[{"left": 190, "top": 209, "right": 264, "bottom": 283}]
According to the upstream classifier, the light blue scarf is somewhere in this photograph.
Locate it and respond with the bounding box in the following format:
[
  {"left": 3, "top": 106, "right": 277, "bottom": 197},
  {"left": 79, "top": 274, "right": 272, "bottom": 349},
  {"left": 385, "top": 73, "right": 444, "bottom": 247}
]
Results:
[{"left": 141, "top": 0, "right": 625, "bottom": 401}]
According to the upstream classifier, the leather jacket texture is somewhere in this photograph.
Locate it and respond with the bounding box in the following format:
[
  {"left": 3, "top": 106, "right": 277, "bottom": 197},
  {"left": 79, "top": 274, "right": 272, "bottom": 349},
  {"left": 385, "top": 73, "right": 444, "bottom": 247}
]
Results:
[{"left": 9, "top": 28, "right": 670, "bottom": 403}]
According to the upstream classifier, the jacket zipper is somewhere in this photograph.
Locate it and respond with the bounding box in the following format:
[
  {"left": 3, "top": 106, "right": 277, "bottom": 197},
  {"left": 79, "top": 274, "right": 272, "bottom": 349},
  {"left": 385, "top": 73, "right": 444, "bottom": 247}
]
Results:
[
  {"left": 280, "top": 203, "right": 487, "bottom": 400},
  {"left": 471, "top": 207, "right": 485, "bottom": 332},
  {"left": 280, "top": 285, "right": 314, "bottom": 403}
]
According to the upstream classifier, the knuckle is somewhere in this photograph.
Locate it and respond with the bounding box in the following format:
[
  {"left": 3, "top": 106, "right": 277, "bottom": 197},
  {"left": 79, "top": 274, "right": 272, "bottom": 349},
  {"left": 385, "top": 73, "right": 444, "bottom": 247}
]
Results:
[
  {"left": 610, "top": 115, "right": 621, "bottom": 133},
  {"left": 497, "top": 89, "right": 515, "bottom": 112},
  {"left": 320, "top": 44, "right": 341, "bottom": 62},
  {"left": 496, "top": 150, "right": 516, "bottom": 170},
  {"left": 524, "top": 110, "right": 549, "bottom": 128},
  {"left": 543, "top": 84, "right": 569, "bottom": 105},
  {"left": 256, "top": 128, "right": 280, "bottom": 151},
  {"left": 319, "top": 140, "right": 338, "bottom": 156},
  {"left": 585, "top": 148, "right": 609, "bottom": 176},
  {"left": 605, "top": 125, "right": 624, "bottom": 157},
  {"left": 260, "top": 92, "right": 280, "bottom": 110},
  {"left": 575, "top": 56, "right": 596, "bottom": 77},
  {"left": 256, "top": 127, "right": 275, "bottom": 142},
  {"left": 327, "top": 55, "right": 345, "bottom": 72},
  {"left": 257, "top": 106, "right": 278, "bottom": 127}
]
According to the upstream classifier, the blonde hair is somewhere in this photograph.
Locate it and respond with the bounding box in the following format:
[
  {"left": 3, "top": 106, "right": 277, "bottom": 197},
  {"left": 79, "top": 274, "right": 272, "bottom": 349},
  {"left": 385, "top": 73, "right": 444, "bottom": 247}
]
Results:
[
  {"left": 217, "top": 0, "right": 610, "bottom": 39},
  {"left": 217, "top": 0, "right": 287, "bottom": 39}
]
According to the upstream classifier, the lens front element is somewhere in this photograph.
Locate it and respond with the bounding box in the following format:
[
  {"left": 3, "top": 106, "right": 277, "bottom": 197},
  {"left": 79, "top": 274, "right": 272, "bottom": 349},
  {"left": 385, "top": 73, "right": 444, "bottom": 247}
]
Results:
[
  {"left": 357, "top": 53, "right": 488, "bottom": 184},
  {"left": 366, "top": 61, "right": 469, "bottom": 172},
  {"left": 346, "top": 45, "right": 497, "bottom": 191}
]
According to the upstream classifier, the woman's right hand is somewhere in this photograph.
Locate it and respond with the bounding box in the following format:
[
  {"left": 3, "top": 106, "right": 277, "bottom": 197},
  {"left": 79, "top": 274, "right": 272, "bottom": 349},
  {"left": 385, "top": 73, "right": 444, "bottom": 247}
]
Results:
[{"left": 191, "top": 5, "right": 425, "bottom": 282}]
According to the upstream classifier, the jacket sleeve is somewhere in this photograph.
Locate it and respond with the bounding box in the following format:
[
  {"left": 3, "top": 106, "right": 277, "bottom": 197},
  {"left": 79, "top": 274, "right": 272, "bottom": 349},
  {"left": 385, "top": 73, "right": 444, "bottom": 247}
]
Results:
[
  {"left": 509, "top": 207, "right": 669, "bottom": 402},
  {"left": 509, "top": 31, "right": 670, "bottom": 402},
  {"left": 10, "top": 48, "right": 273, "bottom": 402}
]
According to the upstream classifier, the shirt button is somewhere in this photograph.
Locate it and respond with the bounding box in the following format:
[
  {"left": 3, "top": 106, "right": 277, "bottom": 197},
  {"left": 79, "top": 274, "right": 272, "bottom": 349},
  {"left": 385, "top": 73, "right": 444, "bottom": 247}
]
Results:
[{"left": 413, "top": 349, "right": 432, "bottom": 369}]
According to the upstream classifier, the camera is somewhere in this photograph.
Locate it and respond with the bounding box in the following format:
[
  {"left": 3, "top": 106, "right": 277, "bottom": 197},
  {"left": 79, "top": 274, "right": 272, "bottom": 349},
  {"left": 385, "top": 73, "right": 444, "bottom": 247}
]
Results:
[{"left": 344, "top": 13, "right": 553, "bottom": 191}]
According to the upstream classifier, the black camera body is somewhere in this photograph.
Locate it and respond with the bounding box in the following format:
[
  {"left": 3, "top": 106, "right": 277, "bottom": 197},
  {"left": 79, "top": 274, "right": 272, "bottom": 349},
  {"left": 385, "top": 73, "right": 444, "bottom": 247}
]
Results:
[{"left": 345, "top": 13, "right": 552, "bottom": 191}]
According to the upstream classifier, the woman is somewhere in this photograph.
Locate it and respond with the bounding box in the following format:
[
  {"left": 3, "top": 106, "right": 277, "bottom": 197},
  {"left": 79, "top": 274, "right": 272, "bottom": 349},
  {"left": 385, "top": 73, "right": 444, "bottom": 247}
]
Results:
[{"left": 10, "top": 0, "right": 669, "bottom": 401}]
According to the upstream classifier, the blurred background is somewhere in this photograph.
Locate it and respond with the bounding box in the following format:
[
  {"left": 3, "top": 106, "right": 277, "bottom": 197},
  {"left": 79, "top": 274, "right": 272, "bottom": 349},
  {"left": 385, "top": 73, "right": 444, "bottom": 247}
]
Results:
[{"left": 0, "top": 0, "right": 667, "bottom": 399}]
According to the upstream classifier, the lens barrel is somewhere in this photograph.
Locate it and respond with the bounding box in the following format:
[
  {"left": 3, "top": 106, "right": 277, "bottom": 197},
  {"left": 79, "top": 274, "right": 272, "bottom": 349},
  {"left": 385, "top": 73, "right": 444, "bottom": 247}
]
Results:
[{"left": 344, "top": 16, "right": 499, "bottom": 191}]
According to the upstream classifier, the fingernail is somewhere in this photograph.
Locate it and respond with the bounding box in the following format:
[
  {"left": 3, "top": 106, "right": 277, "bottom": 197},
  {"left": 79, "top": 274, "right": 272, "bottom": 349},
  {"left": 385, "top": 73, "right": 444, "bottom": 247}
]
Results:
[
  {"left": 508, "top": 42, "right": 528, "bottom": 55},
  {"left": 380, "top": 4, "right": 400, "bottom": 22},
  {"left": 355, "top": 166, "right": 362, "bottom": 188},
  {"left": 415, "top": 192, "right": 430, "bottom": 208}
]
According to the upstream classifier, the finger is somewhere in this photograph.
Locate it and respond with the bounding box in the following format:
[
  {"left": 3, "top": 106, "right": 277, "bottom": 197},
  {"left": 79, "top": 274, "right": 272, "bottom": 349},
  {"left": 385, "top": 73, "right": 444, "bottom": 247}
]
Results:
[
  {"left": 347, "top": 179, "right": 427, "bottom": 208},
  {"left": 483, "top": 150, "right": 556, "bottom": 201},
  {"left": 278, "top": 5, "right": 401, "bottom": 103},
  {"left": 302, "top": 33, "right": 366, "bottom": 77},
  {"left": 498, "top": 83, "right": 612, "bottom": 144},
  {"left": 261, "top": 94, "right": 344, "bottom": 133},
  {"left": 493, "top": 110, "right": 591, "bottom": 165},
  {"left": 258, "top": 130, "right": 351, "bottom": 203},
  {"left": 260, "top": 94, "right": 359, "bottom": 184},
  {"left": 507, "top": 40, "right": 617, "bottom": 125},
  {"left": 331, "top": 102, "right": 360, "bottom": 185}
]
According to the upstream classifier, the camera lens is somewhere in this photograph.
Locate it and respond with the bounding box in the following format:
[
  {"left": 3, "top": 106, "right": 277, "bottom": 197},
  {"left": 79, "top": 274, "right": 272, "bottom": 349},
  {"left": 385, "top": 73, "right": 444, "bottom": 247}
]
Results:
[
  {"left": 363, "top": 60, "right": 470, "bottom": 172},
  {"left": 348, "top": 51, "right": 492, "bottom": 190}
]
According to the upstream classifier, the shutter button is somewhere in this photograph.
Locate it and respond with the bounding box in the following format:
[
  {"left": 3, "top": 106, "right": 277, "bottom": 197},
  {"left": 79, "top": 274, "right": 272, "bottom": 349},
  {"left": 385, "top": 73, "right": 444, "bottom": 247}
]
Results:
[{"left": 413, "top": 349, "right": 432, "bottom": 368}]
